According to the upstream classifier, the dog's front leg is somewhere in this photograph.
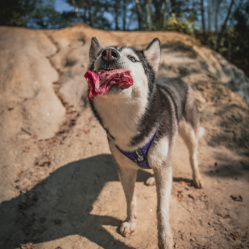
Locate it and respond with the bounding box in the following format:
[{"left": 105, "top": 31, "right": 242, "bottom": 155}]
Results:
[
  {"left": 117, "top": 164, "right": 137, "bottom": 238},
  {"left": 154, "top": 163, "right": 173, "bottom": 249}
]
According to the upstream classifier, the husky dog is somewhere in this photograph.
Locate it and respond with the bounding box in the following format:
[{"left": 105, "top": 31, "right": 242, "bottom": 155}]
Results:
[{"left": 87, "top": 37, "right": 203, "bottom": 249}]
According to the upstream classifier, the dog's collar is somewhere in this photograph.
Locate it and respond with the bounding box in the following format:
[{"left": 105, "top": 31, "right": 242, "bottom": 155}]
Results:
[{"left": 115, "top": 128, "right": 158, "bottom": 169}]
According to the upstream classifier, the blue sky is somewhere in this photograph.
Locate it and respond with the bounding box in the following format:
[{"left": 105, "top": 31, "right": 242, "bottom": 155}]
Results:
[
  {"left": 53, "top": 0, "right": 137, "bottom": 30},
  {"left": 54, "top": 0, "right": 73, "bottom": 13}
]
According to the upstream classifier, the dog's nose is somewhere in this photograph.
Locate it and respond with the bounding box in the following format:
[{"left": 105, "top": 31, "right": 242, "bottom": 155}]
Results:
[{"left": 102, "top": 48, "right": 119, "bottom": 62}]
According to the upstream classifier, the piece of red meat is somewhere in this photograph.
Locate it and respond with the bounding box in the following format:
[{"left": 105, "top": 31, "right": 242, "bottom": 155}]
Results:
[{"left": 84, "top": 69, "right": 133, "bottom": 100}]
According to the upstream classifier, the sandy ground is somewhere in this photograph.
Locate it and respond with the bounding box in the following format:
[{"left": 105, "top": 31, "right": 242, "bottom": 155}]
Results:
[{"left": 0, "top": 25, "right": 249, "bottom": 249}]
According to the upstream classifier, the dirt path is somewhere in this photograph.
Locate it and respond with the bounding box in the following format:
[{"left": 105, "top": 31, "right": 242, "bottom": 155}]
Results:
[{"left": 0, "top": 25, "right": 249, "bottom": 249}]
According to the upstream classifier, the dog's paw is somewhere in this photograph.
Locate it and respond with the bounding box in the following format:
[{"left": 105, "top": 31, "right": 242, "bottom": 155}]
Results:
[
  {"left": 193, "top": 177, "right": 204, "bottom": 189},
  {"left": 145, "top": 176, "right": 155, "bottom": 186},
  {"left": 158, "top": 235, "right": 174, "bottom": 249},
  {"left": 119, "top": 221, "right": 136, "bottom": 238}
]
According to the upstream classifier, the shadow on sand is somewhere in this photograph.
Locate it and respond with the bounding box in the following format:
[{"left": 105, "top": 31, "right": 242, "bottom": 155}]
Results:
[{"left": 0, "top": 154, "right": 153, "bottom": 249}]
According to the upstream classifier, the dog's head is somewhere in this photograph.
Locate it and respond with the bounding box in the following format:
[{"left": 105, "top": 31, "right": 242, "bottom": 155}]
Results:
[{"left": 88, "top": 37, "right": 161, "bottom": 99}]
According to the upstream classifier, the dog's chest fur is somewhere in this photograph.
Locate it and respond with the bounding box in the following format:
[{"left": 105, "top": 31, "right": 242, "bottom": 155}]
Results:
[{"left": 93, "top": 92, "right": 150, "bottom": 151}]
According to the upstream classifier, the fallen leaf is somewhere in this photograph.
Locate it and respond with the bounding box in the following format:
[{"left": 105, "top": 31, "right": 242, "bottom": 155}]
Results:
[
  {"left": 179, "top": 181, "right": 185, "bottom": 185},
  {"left": 188, "top": 194, "right": 195, "bottom": 199},
  {"left": 201, "top": 193, "right": 207, "bottom": 200},
  {"left": 231, "top": 232, "right": 239, "bottom": 238},
  {"left": 53, "top": 138, "right": 59, "bottom": 143},
  {"left": 39, "top": 160, "right": 51, "bottom": 167},
  {"left": 84, "top": 129, "right": 90, "bottom": 134},
  {"left": 8, "top": 107, "right": 14, "bottom": 111},
  {"left": 17, "top": 171, "right": 22, "bottom": 176},
  {"left": 23, "top": 148, "right": 30, "bottom": 153},
  {"left": 203, "top": 158, "right": 209, "bottom": 161},
  {"left": 190, "top": 238, "right": 196, "bottom": 242}
]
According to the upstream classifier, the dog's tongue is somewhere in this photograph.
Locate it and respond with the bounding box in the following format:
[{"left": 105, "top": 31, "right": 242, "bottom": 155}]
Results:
[{"left": 84, "top": 69, "right": 133, "bottom": 100}]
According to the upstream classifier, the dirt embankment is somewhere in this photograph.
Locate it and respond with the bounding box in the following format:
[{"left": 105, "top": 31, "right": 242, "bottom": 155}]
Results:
[{"left": 0, "top": 24, "right": 249, "bottom": 249}]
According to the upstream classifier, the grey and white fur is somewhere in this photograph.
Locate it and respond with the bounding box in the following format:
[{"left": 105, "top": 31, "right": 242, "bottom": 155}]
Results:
[{"left": 87, "top": 37, "right": 203, "bottom": 249}]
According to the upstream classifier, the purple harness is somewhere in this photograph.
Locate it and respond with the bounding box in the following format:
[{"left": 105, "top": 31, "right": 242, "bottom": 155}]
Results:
[{"left": 115, "top": 129, "right": 158, "bottom": 169}]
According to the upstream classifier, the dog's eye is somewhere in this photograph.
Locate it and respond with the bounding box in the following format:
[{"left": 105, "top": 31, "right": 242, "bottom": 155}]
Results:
[{"left": 128, "top": 56, "right": 137, "bottom": 62}]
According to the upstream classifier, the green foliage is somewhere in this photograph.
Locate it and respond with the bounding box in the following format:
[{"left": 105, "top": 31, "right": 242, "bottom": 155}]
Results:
[
  {"left": 166, "top": 14, "right": 199, "bottom": 36},
  {"left": 27, "top": 2, "right": 70, "bottom": 28},
  {"left": 0, "top": 0, "right": 33, "bottom": 27},
  {"left": 0, "top": 0, "right": 69, "bottom": 29},
  {"left": 207, "top": 2, "right": 249, "bottom": 76}
]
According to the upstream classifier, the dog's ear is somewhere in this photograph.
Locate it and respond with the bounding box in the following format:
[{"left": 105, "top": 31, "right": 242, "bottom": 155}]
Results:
[
  {"left": 89, "top": 37, "right": 102, "bottom": 62},
  {"left": 144, "top": 38, "right": 161, "bottom": 72}
]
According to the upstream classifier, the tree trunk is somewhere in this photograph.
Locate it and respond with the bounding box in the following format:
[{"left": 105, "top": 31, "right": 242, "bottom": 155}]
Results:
[
  {"left": 217, "top": 0, "right": 235, "bottom": 49},
  {"left": 153, "top": 0, "right": 164, "bottom": 30},
  {"left": 170, "top": 0, "right": 176, "bottom": 14},
  {"left": 163, "top": 0, "right": 168, "bottom": 27},
  {"left": 71, "top": 0, "right": 82, "bottom": 22},
  {"left": 215, "top": 0, "right": 222, "bottom": 33},
  {"left": 123, "top": 0, "right": 127, "bottom": 30},
  {"left": 146, "top": 0, "right": 152, "bottom": 31},
  {"left": 135, "top": 0, "right": 143, "bottom": 30},
  {"left": 84, "top": 0, "right": 93, "bottom": 27},
  {"left": 115, "top": 0, "right": 119, "bottom": 30},
  {"left": 200, "top": 0, "right": 207, "bottom": 44},
  {"left": 207, "top": 0, "right": 211, "bottom": 31}
]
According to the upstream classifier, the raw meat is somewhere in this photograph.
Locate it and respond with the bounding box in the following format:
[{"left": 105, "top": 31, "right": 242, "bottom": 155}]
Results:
[{"left": 84, "top": 69, "right": 133, "bottom": 100}]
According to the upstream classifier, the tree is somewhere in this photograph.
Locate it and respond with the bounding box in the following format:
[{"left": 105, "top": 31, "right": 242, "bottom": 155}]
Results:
[
  {"left": 122, "top": 0, "right": 127, "bottom": 30},
  {"left": 217, "top": 0, "right": 235, "bottom": 49},
  {"left": 213, "top": 0, "right": 222, "bottom": 33},
  {"left": 146, "top": 0, "right": 152, "bottom": 30},
  {"left": 200, "top": 0, "right": 207, "bottom": 43},
  {"left": 71, "top": 0, "right": 83, "bottom": 22},
  {"left": 0, "top": 0, "right": 34, "bottom": 26},
  {"left": 135, "top": 0, "right": 143, "bottom": 30},
  {"left": 0, "top": 0, "right": 68, "bottom": 29},
  {"left": 65, "top": 0, "right": 112, "bottom": 30}
]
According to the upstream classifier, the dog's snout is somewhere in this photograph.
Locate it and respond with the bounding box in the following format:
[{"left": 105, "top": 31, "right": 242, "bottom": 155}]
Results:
[{"left": 102, "top": 48, "right": 119, "bottom": 62}]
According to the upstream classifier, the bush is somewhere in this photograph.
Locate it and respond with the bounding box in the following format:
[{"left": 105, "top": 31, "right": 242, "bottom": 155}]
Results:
[{"left": 166, "top": 14, "right": 199, "bottom": 36}]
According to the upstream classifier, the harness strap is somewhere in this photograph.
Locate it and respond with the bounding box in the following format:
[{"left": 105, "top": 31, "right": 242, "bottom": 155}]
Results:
[{"left": 115, "top": 128, "right": 158, "bottom": 169}]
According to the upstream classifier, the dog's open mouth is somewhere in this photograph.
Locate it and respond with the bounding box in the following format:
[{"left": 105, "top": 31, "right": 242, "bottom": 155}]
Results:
[{"left": 84, "top": 69, "right": 133, "bottom": 100}]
